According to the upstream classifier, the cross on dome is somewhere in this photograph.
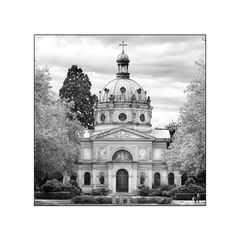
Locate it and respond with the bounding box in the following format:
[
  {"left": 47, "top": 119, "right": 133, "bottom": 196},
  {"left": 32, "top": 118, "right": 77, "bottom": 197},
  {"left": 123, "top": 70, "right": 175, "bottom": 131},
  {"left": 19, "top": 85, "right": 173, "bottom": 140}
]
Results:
[{"left": 119, "top": 41, "right": 127, "bottom": 53}]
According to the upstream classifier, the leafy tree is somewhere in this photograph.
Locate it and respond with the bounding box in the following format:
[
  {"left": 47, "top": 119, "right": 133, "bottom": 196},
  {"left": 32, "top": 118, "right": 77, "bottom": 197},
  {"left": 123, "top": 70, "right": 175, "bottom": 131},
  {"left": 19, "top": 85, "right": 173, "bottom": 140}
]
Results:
[
  {"left": 34, "top": 65, "right": 53, "bottom": 105},
  {"left": 34, "top": 66, "right": 84, "bottom": 188},
  {"left": 165, "top": 121, "right": 180, "bottom": 139},
  {"left": 59, "top": 65, "right": 97, "bottom": 129},
  {"left": 163, "top": 60, "right": 206, "bottom": 176}
]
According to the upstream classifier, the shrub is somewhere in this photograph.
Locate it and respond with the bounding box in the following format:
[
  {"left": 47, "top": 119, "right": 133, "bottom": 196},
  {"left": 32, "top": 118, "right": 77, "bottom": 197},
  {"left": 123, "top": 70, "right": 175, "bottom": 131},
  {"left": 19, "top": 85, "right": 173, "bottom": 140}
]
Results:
[
  {"left": 159, "top": 197, "right": 172, "bottom": 204},
  {"left": 96, "top": 197, "right": 112, "bottom": 204},
  {"left": 160, "top": 184, "right": 173, "bottom": 191},
  {"left": 92, "top": 188, "right": 109, "bottom": 196},
  {"left": 69, "top": 180, "right": 81, "bottom": 189},
  {"left": 71, "top": 196, "right": 112, "bottom": 204},
  {"left": 71, "top": 196, "right": 97, "bottom": 204},
  {"left": 162, "top": 188, "right": 179, "bottom": 197},
  {"left": 187, "top": 184, "right": 205, "bottom": 193},
  {"left": 35, "top": 191, "right": 72, "bottom": 199},
  {"left": 63, "top": 183, "right": 81, "bottom": 196},
  {"left": 139, "top": 186, "right": 151, "bottom": 196},
  {"left": 185, "top": 177, "right": 196, "bottom": 187},
  {"left": 174, "top": 193, "right": 206, "bottom": 200},
  {"left": 40, "top": 179, "right": 65, "bottom": 192},
  {"left": 137, "top": 197, "right": 149, "bottom": 204}
]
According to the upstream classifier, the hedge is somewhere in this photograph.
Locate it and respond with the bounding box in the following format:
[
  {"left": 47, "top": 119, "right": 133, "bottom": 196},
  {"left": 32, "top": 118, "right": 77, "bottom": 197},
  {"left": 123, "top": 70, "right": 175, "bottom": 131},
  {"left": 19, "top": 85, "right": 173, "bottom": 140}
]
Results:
[
  {"left": 71, "top": 196, "right": 172, "bottom": 205},
  {"left": 71, "top": 196, "right": 112, "bottom": 204},
  {"left": 174, "top": 193, "right": 206, "bottom": 200},
  {"left": 35, "top": 191, "right": 72, "bottom": 199}
]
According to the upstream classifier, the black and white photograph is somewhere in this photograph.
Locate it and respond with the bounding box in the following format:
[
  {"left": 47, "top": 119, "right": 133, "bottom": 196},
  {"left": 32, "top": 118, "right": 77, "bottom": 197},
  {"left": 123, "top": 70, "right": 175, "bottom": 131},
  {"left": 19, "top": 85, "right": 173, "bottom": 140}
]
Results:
[
  {"left": 2, "top": 0, "right": 240, "bottom": 240},
  {"left": 34, "top": 35, "right": 206, "bottom": 206}
]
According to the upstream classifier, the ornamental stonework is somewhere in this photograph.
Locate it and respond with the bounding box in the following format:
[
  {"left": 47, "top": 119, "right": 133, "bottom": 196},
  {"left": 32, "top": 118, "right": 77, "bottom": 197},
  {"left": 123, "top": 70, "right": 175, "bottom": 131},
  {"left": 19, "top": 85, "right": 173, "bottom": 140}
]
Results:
[
  {"left": 138, "top": 148, "right": 147, "bottom": 160},
  {"left": 98, "top": 147, "right": 107, "bottom": 160}
]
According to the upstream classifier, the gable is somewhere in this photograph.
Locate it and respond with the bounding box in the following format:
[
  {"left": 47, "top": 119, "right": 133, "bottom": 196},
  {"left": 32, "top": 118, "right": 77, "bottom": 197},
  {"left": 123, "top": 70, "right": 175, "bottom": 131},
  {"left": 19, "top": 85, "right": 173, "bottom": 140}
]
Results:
[{"left": 90, "top": 128, "right": 155, "bottom": 141}]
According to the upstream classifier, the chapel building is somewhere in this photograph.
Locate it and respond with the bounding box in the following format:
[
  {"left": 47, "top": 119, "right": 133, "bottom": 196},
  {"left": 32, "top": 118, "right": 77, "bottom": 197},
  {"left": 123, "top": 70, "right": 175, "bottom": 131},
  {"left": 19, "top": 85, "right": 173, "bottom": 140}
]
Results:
[{"left": 76, "top": 42, "right": 181, "bottom": 194}]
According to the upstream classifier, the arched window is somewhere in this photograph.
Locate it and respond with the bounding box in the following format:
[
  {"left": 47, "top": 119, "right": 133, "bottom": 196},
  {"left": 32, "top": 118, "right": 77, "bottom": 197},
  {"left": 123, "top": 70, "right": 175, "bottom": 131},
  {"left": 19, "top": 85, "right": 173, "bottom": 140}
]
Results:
[
  {"left": 168, "top": 173, "right": 175, "bottom": 185},
  {"left": 154, "top": 172, "right": 161, "bottom": 187},
  {"left": 99, "top": 174, "right": 105, "bottom": 185},
  {"left": 84, "top": 172, "right": 91, "bottom": 185}
]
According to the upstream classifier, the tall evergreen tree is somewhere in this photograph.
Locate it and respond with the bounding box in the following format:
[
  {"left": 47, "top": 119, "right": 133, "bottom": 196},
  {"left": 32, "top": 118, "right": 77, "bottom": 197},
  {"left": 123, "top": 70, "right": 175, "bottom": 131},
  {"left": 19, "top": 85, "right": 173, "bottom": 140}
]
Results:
[
  {"left": 163, "top": 60, "right": 206, "bottom": 176},
  {"left": 59, "top": 65, "right": 96, "bottom": 129}
]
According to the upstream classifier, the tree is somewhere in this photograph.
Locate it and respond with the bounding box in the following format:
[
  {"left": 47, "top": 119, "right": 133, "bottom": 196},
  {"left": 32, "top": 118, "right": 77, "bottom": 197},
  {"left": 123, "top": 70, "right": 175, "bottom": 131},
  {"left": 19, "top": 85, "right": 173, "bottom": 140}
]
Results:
[
  {"left": 59, "top": 65, "right": 96, "bottom": 129},
  {"left": 34, "top": 66, "right": 84, "bottom": 188},
  {"left": 165, "top": 121, "right": 180, "bottom": 139},
  {"left": 163, "top": 60, "right": 206, "bottom": 176}
]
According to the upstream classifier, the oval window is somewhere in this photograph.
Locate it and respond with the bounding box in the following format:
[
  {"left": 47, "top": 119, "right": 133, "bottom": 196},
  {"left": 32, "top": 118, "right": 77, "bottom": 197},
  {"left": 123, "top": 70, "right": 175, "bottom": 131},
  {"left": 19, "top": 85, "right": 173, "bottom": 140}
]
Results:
[
  {"left": 101, "top": 114, "right": 105, "bottom": 122},
  {"left": 119, "top": 113, "right": 127, "bottom": 121},
  {"left": 140, "top": 114, "right": 145, "bottom": 122}
]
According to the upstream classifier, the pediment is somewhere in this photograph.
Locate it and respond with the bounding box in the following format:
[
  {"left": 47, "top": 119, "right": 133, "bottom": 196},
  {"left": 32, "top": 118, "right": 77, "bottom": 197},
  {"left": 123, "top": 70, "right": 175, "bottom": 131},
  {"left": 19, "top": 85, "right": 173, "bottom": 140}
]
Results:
[{"left": 90, "top": 128, "right": 155, "bottom": 141}]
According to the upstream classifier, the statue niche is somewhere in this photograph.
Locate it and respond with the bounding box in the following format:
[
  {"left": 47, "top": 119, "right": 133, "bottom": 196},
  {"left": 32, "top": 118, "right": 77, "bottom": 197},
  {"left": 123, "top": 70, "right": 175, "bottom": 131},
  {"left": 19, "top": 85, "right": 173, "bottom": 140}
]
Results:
[{"left": 112, "top": 150, "right": 133, "bottom": 162}]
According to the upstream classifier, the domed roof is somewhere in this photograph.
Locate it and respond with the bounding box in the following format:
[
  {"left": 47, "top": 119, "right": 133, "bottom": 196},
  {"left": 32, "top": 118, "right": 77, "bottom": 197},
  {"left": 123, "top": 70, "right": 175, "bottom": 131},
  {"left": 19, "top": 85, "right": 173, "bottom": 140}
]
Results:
[
  {"left": 99, "top": 78, "right": 148, "bottom": 103},
  {"left": 116, "top": 52, "right": 130, "bottom": 62}
]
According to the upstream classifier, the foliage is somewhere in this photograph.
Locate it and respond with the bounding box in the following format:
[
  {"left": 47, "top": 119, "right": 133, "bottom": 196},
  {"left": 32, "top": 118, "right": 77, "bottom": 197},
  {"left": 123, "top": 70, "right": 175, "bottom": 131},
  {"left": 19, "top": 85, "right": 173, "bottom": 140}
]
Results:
[
  {"left": 163, "top": 61, "right": 206, "bottom": 176},
  {"left": 162, "top": 184, "right": 205, "bottom": 197},
  {"left": 160, "top": 184, "right": 173, "bottom": 191},
  {"left": 34, "top": 66, "right": 84, "bottom": 188},
  {"left": 175, "top": 193, "right": 206, "bottom": 200},
  {"left": 165, "top": 121, "right": 180, "bottom": 139},
  {"left": 35, "top": 191, "right": 72, "bottom": 199},
  {"left": 139, "top": 186, "right": 151, "bottom": 196},
  {"left": 92, "top": 188, "right": 109, "bottom": 196},
  {"left": 71, "top": 196, "right": 112, "bottom": 204},
  {"left": 185, "top": 177, "right": 196, "bottom": 186},
  {"left": 40, "top": 179, "right": 65, "bottom": 192},
  {"left": 95, "top": 197, "right": 112, "bottom": 204},
  {"left": 59, "top": 65, "right": 97, "bottom": 129}
]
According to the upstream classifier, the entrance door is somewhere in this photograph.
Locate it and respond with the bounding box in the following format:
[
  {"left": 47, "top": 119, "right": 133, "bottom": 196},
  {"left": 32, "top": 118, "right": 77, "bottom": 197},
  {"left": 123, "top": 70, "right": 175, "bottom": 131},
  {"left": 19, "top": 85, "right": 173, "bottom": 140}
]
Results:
[{"left": 116, "top": 169, "right": 128, "bottom": 192}]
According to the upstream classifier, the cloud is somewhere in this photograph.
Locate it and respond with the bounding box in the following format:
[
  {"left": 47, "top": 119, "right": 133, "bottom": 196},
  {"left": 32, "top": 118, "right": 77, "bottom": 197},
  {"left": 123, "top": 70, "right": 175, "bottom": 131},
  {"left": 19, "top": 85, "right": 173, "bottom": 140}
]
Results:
[{"left": 35, "top": 35, "right": 205, "bottom": 127}]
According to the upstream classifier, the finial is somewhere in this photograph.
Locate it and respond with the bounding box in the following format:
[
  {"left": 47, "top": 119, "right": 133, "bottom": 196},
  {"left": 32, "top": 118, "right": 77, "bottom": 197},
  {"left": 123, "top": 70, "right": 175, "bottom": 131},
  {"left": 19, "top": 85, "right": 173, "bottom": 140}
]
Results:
[{"left": 119, "top": 41, "right": 127, "bottom": 53}]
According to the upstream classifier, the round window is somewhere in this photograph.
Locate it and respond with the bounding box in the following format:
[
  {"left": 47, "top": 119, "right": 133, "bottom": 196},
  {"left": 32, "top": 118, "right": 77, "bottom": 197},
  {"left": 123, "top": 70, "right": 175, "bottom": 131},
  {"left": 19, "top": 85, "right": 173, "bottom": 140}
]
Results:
[
  {"left": 101, "top": 114, "right": 105, "bottom": 122},
  {"left": 119, "top": 113, "right": 127, "bottom": 121},
  {"left": 140, "top": 114, "right": 145, "bottom": 122}
]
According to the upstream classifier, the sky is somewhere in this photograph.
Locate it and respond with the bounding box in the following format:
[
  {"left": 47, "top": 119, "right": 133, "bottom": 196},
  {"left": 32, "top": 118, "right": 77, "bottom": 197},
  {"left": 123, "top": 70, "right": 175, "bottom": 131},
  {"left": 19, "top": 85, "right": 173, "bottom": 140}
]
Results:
[{"left": 35, "top": 35, "right": 205, "bottom": 127}]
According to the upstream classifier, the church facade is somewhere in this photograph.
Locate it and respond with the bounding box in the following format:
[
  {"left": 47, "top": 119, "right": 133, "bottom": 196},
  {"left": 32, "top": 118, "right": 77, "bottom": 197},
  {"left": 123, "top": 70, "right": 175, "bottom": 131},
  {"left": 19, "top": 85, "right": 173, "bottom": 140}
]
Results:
[{"left": 76, "top": 42, "right": 181, "bottom": 194}]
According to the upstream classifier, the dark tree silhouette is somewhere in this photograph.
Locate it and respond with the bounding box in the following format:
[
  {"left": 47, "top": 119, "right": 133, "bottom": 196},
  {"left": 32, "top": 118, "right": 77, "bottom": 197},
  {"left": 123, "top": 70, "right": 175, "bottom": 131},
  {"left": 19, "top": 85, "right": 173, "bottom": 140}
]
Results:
[{"left": 59, "top": 65, "right": 97, "bottom": 129}]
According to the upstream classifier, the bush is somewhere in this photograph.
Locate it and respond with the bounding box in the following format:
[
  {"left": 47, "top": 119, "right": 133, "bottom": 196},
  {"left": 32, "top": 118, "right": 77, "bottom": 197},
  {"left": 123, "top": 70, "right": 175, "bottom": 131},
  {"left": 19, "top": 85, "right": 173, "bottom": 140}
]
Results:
[
  {"left": 71, "top": 196, "right": 97, "bottom": 204},
  {"left": 160, "top": 184, "right": 173, "bottom": 191},
  {"left": 63, "top": 183, "right": 81, "bottom": 196},
  {"left": 92, "top": 188, "right": 109, "bottom": 196},
  {"left": 139, "top": 186, "right": 151, "bottom": 196},
  {"left": 185, "top": 177, "right": 196, "bottom": 187},
  {"left": 71, "top": 196, "right": 112, "bottom": 204},
  {"left": 187, "top": 184, "right": 205, "bottom": 193},
  {"left": 40, "top": 179, "right": 65, "bottom": 192},
  {"left": 137, "top": 197, "right": 149, "bottom": 204},
  {"left": 35, "top": 191, "right": 72, "bottom": 199},
  {"left": 175, "top": 193, "right": 206, "bottom": 200},
  {"left": 158, "top": 197, "right": 172, "bottom": 204},
  {"left": 95, "top": 197, "right": 112, "bottom": 204}
]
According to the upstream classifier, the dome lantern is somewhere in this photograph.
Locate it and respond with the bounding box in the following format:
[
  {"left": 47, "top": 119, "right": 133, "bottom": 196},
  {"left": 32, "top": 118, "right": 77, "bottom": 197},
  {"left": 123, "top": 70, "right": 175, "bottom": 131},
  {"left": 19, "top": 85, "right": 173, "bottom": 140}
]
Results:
[{"left": 116, "top": 41, "right": 130, "bottom": 79}]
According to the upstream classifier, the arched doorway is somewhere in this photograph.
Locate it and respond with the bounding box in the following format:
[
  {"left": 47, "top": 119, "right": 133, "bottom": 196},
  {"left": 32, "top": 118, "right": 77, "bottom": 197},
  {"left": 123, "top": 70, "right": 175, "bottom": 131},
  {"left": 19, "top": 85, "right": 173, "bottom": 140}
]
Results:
[{"left": 116, "top": 169, "right": 128, "bottom": 192}]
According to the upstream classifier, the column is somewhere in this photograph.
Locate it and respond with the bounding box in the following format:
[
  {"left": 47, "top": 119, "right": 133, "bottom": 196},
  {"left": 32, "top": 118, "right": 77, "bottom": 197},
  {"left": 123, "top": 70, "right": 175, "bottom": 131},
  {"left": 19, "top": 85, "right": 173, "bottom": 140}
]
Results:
[
  {"left": 92, "top": 168, "right": 97, "bottom": 189},
  {"left": 148, "top": 167, "right": 153, "bottom": 188},
  {"left": 132, "top": 165, "right": 138, "bottom": 192},
  {"left": 107, "top": 166, "right": 112, "bottom": 192},
  {"left": 113, "top": 175, "right": 116, "bottom": 193},
  {"left": 161, "top": 170, "right": 168, "bottom": 185}
]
